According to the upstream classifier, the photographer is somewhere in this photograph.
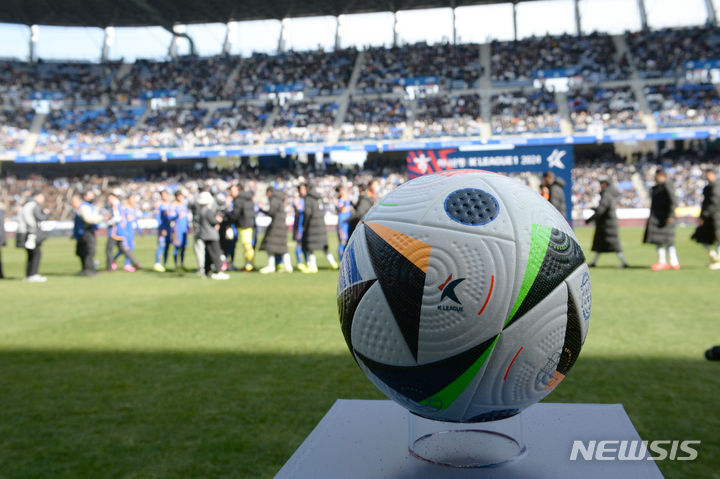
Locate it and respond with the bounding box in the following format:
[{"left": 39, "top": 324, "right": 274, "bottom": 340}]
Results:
[{"left": 17, "top": 191, "right": 50, "bottom": 282}]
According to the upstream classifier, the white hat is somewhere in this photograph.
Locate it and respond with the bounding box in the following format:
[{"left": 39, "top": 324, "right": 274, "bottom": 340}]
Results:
[{"left": 198, "top": 191, "right": 214, "bottom": 206}]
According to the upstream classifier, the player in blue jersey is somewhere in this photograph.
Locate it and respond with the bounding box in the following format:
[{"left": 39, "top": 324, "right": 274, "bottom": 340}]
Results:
[
  {"left": 107, "top": 192, "right": 140, "bottom": 272},
  {"left": 153, "top": 190, "right": 172, "bottom": 272},
  {"left": 171, "top": 190, "right": 190, "bottom": 270},
  {"left": 117, "top": 195, "right": 142, "bottom": 272},
  {"left": 292, "top": 193, "right": 306, "bottom": 268},
  {"left": 335, "top": 186, "right": 352, "bottom": 259}
]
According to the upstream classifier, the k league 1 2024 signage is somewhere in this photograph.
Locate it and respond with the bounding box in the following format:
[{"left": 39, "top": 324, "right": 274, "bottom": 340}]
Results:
[{"left": 406, "top": 145, "right": 574, "bottom": 220}]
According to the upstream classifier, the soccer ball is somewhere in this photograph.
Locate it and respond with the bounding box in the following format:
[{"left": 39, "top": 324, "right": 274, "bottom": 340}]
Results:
[{"left": 337, "top": 170, "right": 591, "bottom": 423}]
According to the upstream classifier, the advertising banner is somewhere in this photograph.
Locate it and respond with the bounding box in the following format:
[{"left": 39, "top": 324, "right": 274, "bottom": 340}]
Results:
[{"left": 406, "top": 145, "right": 574, "bottom": 220}]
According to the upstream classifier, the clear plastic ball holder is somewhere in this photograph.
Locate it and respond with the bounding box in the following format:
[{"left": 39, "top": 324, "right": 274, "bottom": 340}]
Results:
[{"left": 408, "top": 410, "right": 526, "bottom": 468}]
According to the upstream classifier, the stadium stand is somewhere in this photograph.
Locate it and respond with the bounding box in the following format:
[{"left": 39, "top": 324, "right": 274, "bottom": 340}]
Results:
[
  {"left": 127, "top": 107, "right": 208, "bottom": 148},
  {"left": 567, "top": 86, "right": 645, "bottom": 131},
  {"left": 1, "top": 25, "right": 720, "bottom": 155},
  {"left": 230, "top": 49, "right": 357, "bottom": 99},
  {"left": 491, "top": 88, "right": 560, "bottom": 134},
  {"left": 490, "top": 32, "right": 630, "bottom": 84},
  {"left": 412, "top": 94, "right": 482, "bottom": 137},
  {"left": 357, "top": 42, "right": 482, "bottom": 93},
  {"left": 339, "top": 98, "right": 407, "bottom": 140},
  {"left": 268, "top": 102, "right": 338, "bottom": 143},
  {"left": 199, "top": 104, "right": 271, "bottom": 146},
  {"left": 114, "top": 56, "right": 239, "bottom": 102},
  {"left": 0, "top": 60, "right": 117, "bottom": 106},
  {"left": 0, "top": 107, "right": 33, "bottom": 151},
  {"left": 36, "top": 106, "right": 144, "bottom": 154},
  {"left": 626, "top": 26, "right": 720, "bottom": 79},
  {"left": 645, "top": 83, "right": 720, "bottom": 127}
]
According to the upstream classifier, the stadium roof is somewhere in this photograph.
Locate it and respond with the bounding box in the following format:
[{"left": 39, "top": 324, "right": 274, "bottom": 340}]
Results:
[{"left": 1, "top": 0, "right": 531, "bottom": 28}]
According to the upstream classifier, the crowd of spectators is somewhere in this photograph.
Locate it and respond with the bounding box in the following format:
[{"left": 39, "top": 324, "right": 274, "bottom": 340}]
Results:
[
  {"left": 645, "top": 83, "right": 720, "bottom": 127},
  {"left": 125, "top": 107, "right": 208, "bottom": 148},
  {"left": 491, "top": 88, "right": 560, "bottom": 134},
  {"left": 412, "top": 94, "right": 483, "bottom": 137},
  {"left": 572, "top": 160, "right": 642, "bottom": 218},
  {"left": 357, "top": 42, "right": 482, "bottom": 93},
  {"left": 0, "top": 108, "right": 34, "bottom": 152},
  {"left": 268, "top": 102, "right": 338, "bottom": 143},
  {"left": 491, "top": 33, "right": 630, "bottom": 83},
  {"left": 567, "top": 86, "right": 645, "bottom": 131},
  {"left": 339, "top": 98, "right": 408, "bottom": 140},
  {"left": 230, "top": 49, "right": 357, "bottom": 99},
  {"left": 3, "top": 26, "right": 720, "bottom": 154},
  {"left": 626, "top": 26, "right": 720, "bottom": 79},
  {"left": 115, "top": 56, "right": 239, "bottom": 102},
  {"left": 0, "top": 60, "right": 118, "bottom": 107},
  {"left": 196, "top": 104, "right": 272, "bottom": 146},
  {"left": 34, "top": 106, "right": 144, "bottom": 154}
]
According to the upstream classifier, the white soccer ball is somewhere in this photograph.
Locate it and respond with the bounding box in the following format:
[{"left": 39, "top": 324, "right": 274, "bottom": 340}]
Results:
[{"left": 337, "top": 170, "right": 591, "bottom": 422}]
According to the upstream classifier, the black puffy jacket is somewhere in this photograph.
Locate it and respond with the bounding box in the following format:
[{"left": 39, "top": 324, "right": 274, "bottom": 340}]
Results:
[{"left": 302, "top": 190, "right": 328, "bottom": 251}]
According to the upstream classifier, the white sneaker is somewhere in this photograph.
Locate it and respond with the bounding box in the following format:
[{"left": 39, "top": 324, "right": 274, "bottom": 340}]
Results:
[
  {"left": 709, "top": 262, "right": 720, "bottom": 270},
  {"left": 210, "top": 272, "right": 230, "bottom": 280},
  {"left": 25, "top": 275, "right": 47, "bottom": 283},
  {"left": 259, "top": 265, "right": 275, "bottom": 274}
]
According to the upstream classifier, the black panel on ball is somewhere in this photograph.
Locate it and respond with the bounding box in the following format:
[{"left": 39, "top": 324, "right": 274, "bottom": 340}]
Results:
[
  {"left": 355, "top": 334, "right": 498, "bottom": 403},
  {"left": 364, "top": 224, "right": 426, "bottom": 361},
  {"left": 506, "top": 228, "right": 585, "bottom": 330},
  {"left": 337, "top": 279, "right": 377, "bottom": 352},
  {"left": 556, "top": 290, "right": 583, "bottom": 376}
]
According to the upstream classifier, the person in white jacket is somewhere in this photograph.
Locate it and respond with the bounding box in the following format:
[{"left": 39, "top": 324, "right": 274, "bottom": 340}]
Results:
[{"left": 17, "top": 192, "right": 50, "bottom": 282}]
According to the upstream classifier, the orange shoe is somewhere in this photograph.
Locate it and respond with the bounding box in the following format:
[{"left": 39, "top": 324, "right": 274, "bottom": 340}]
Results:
[
  {"left": 651, "top": 262, "right": 670, "bottom": 271},
  {"left": 670, "top": 264, "right": 680, "bottom": 270}
]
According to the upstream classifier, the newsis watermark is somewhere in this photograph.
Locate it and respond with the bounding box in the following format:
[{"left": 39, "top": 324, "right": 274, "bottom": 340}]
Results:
[{"left": 570, "top": 440, "right": 701, "bottom": 461}]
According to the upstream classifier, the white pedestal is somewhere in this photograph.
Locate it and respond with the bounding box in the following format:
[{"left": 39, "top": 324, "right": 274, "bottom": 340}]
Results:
[{"left": 276, "top": 400, "right": 664, "bottom": 479}]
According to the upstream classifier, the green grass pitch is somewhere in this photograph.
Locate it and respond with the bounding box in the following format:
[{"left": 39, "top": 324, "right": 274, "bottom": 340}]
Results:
[{"left": 0, "top": 227, "right": 718, "bottom": 478}]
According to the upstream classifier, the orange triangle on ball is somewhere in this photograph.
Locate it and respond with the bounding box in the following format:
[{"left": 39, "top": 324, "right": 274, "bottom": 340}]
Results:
[{"left": 364, "top": 221, "right": 432, "bottom": 273}]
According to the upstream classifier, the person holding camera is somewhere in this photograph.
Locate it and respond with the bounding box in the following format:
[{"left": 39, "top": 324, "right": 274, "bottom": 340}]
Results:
[{"left": 17, "top": 191, "right": 50, "bottom": 282}]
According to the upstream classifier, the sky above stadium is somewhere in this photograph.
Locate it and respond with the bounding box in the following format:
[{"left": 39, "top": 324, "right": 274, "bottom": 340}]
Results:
[{"left": 0, "top": 0, "right": 713, "bottom": 62}]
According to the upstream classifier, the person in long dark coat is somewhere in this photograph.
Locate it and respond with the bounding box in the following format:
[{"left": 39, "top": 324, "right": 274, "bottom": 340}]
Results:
[
  {"left": 299, "top": 184, "right": 338, "bottom": 273},
  {"left": 586, "top": 178, "right": 628, "bottom": 268},
  {"left": 691, "top": 168, "right": 720, "bottom": 269},
  {"left": 259, "top": 187, "right": 292, "bottom": 274},
  {"left": 643, "top": 168, "right": 679, "bottom": 270}
]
